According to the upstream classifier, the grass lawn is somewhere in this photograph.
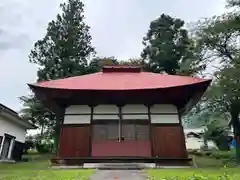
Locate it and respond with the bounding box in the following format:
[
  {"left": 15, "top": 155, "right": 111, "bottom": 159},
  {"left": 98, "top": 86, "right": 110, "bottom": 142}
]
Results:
[
  {"left": 146, "top": 155, "right": 240, "bottom": 179},
  {"left": 147, "top": 168, "right": 240, "bottom": 179},
  {"left": 1, "top": 152, "right": 239, "bottom": 179},
  {"left": 0, "top": 155, "right": 94, "bottom": 180}
]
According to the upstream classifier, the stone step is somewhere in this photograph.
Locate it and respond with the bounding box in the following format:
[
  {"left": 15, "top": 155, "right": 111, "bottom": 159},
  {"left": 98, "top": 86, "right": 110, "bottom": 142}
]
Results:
[{"left": 83, "top": 163, "right": 155, "bottom": 169}]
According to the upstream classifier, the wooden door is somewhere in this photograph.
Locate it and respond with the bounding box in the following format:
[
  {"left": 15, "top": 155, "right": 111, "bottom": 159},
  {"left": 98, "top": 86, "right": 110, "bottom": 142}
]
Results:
[
  {"left": 92, "top": 123, "right": 121, "bottom": 157},
  {"left": 121, "top": 124, "right": 151, "bottom": 157},
  {"left": 91, "top": 122, "right": 151, "bottom": 157},
  {"left": 59, "top": 126, "right": 91, "bottom": 158},
  {"left": 151, "top": 126, "right": 187, "bottom": 158}
]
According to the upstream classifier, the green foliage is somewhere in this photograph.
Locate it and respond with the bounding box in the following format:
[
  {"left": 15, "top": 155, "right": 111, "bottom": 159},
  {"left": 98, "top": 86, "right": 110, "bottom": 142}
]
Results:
[
  {"left": 21, "top": 0, "right": 95, "bottom": 150},
  {"left": 183, "top": 102, "right": 229, "bottom": 129},
  {"left": 29, "top": 0, "right": 95, "bottom": 81},
  {"left": 227, "top": 0, "right": 240, "bottom": 7},
  {"left": 35, "top": 142, "right": 53, "bottom": 154},
  {"left": 207, "top": 64, "right": 240, "bottom": 118},
  {"left": 19, "top": 95, "right": 54, "bottom": 137},
  {"left": 141, "top": 14, "right": 205, "bottom": 76},
  {"left": 193, "top": 5, "right": 240, "bottom": 161},
  {"left": 202, "top": 119, "right": 231, "bottom": 150},
  {"left": 194, "top": 13, "right": 240, "bottom": 66},
  {"left": 119, "top": 58, "right": 144, "bottom": 65},
  {"left": 88, "top": 56, "right": 119, "bottom": 73}
]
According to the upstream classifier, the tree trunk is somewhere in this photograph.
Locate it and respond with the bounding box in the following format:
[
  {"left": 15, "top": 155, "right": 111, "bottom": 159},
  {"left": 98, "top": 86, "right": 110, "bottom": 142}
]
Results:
[
  {"left": 54, "top": 114, "right": 61, "bottom": 155},
  {"left": 230, "top": 108, "right": 240, "bottom": 164},
  {"left": 40, "top": 124, "right": 44, "bottom": 139},
  {"left": 203, "top": 139, "right": 208, "bottom": 150},
  {"left": 53, "top": 111, "right": 64, "bottom": 156}
]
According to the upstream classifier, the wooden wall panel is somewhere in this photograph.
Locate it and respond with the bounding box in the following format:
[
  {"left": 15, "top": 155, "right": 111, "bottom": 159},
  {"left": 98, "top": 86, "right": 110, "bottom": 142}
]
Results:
[
  {"left": 59, "top": 126, "right": 91, "bottom": 158},
  {"left": 151, "top": 125, "right": 187, "bottom": 158}
]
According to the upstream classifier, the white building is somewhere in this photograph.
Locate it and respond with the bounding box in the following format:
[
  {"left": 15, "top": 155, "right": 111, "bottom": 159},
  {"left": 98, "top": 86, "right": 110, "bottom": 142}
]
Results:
[
  {"left": 0, "top": 103, "right": 35, "bottom": 161},
  {"left": 184, "top": 128, "right": 217, "bottom": 150}
]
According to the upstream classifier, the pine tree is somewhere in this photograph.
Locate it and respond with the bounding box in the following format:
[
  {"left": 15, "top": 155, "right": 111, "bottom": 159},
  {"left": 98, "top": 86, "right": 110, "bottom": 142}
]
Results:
[{"left": 21, "top": 0, "right": 95, "bottom": 151}]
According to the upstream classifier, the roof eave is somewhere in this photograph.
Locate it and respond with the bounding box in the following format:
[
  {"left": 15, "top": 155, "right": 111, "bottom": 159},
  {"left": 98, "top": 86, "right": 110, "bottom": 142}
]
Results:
[
  {"left": 180, "top": 79, "right": 212, "bottom": 115},
  {"left": 0, "top": 104, "right": 36, "bottom": 130},
  {"left": 28, "top": 79, "right": 212, "bottom": 91}
]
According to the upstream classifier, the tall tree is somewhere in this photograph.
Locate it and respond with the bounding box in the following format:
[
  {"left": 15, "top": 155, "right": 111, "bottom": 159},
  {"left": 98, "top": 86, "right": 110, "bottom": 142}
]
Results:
[
  {"left": 21, "top": 0, "right": 95, "bottom": 150},
  {"left": 119, "top": 58, "right": 149, "bottom": 69},
  {"left": 194, "top": 8, "right": 240, "bottom": 162},
  {"left": 88, "top": 56, "right": 119, "bottom": 73},
  {"left": 30, "top": 0, "right": 95, "bottom": 81},
  {"left": 227, "top": 0, "right": 240, "bottom": 7},
  {"left": 19, "top": 96, "right": 53, "bottom": 139},
  {"left": 141, "top": 14, "right": 205, "bottom": 76}
]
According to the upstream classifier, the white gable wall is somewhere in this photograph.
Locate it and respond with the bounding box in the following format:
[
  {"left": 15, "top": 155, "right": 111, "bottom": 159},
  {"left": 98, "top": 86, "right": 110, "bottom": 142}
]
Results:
[
  {"left": 63, "top": 104, "right": 180, "bottom": 124},
  {"left": 0, "top": 115, "right": 27, "bottom": 143}
]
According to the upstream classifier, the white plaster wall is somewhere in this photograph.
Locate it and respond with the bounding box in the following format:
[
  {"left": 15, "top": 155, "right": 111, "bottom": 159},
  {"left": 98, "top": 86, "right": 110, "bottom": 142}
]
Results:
[
  {"left": 150, "top": 104, "right": 178, "bottom": 113},
  {"left": 93, "top": 105, "right": 118, "bottom": 120},
  {"left": 64, "top": 104, "right": 180, "bottom": 123},
  {"left": 122, "top": 104, "right": 148, "bottom": 120},
  {"left": 0, "top": 115, "right": 27, "bottom": 142},
  {"left": 65, "top": 105, "right": 91, "bottom": 114},
  {"left": 64, "top": 115, "right": 91, "bottom": 124},
  {"left": 151, "top": 114, "right": 179, "bottom": 123},
  {"left": 93, "top": 115, "right": 119, "bottom": 120},
  {"left": 150, "top": 104, "right": 179, "bottom": 124},
  {"left": 94, "top": 105, "right": 118, "bottom": 114},
  {"left": 122, "top": 115, "right": 148, "bottom": 120},
  {"left": 64, "top": 105, "right": 91, "bottom": 124},
  {"left": 122, "top": 105, "right": 147, "bottom": 113}
]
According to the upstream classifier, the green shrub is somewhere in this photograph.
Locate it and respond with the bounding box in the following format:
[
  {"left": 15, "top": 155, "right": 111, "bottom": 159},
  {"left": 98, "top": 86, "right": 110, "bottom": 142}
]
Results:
[
  {"left": 211, "top": 151, "right": 233, "bottom": 159},
  {"left": 188, "top": 149, "right": 234, "bottom": 159},
  {"left": 36, "top": 142, "right": 53, "bottom": 154}
]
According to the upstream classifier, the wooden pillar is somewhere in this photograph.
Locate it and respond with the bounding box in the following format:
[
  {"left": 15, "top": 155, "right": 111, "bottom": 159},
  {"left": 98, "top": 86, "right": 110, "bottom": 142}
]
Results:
[
  {"left": 118, "top": 106, "right": 123, "bottom": 142},
  {"left": 55, "top": 113, "right": 61, "bottom": 156},
  {"left": 56, "top": 107, "right": 65, "bottom": 156},
  {"left": 89, "top": 106, "right": 94, "bottom": 156},
  {"left": 178, "top": 108, "right": 188, "bottom": 157},
  {"left": 147, "top": 105, "right": 153, "bottom": 157}
]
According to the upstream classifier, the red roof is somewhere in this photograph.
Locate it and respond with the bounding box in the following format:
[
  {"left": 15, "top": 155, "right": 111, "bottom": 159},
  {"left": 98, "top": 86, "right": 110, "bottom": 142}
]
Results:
[{"left": 29, "top": 66, "right": 211, "bottom": 90}]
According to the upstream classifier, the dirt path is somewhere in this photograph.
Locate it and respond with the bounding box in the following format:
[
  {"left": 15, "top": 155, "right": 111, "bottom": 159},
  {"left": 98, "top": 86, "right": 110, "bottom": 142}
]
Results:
[{"left": 89, "top": 170, "right": 148, "bottom": 180}]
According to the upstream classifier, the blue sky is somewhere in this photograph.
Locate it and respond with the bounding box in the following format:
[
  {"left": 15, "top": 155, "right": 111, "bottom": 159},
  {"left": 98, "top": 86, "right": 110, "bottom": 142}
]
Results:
[{"left": 0, "top": 0, "right": 228, "bottom": 111}]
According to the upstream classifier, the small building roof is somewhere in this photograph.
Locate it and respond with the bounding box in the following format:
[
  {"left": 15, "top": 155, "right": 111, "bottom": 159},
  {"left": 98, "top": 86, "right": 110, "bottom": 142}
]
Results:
[
  {"left": 29, "top": 66, "right": 211, "bottom": 91},
  {"left": 0, "top": 103, "right": 36, "bottom": 129}
]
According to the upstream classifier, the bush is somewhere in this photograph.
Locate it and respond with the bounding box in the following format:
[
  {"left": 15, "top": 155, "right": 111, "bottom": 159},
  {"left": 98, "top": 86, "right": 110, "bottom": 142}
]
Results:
[
  {"left": 210, "top": 151, "right": 234, "bottom": 159},
  {"left": 36, "top": 142, "right": 53, "bottom": 154},
  {"left": 23, "top": 140, "right": 35, "bottom": 154},
  {"left": 188, "top": 149, "right": 235, "bottom": 160}
]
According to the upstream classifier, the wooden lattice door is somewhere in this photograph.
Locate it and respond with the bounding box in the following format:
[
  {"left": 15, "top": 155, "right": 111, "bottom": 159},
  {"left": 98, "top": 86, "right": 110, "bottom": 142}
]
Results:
[{"left": 91, "top": 122, "right": 151, "bottom": 157}]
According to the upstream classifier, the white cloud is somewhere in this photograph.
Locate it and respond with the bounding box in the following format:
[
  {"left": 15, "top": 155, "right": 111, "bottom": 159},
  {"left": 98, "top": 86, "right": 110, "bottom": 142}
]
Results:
[{"left": 0, "top": 0, "right": 227, "bottom": 111}]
